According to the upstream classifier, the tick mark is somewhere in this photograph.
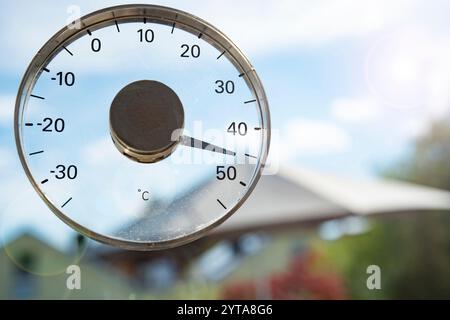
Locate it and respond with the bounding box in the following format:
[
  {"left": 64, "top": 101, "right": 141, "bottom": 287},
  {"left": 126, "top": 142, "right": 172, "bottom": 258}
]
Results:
[
  {"left": 144, "top": 17, "right": 147, "bottom": 24},
  {"left": 171, "top": 22, "right": 176, "bottom": 34},
  {"left": 43, "top": 67, "right": 50, "bottom": 72},
  {"left": 198, "top": 33, "right": 203, "bottom": 39},
  {"left": 61, "top": 197, "right": 72, "bottom": 208},
  {"left": 51, "top": 77, "right": 56, "bottom": 80},
  {"left": 217, "top": 50, "right": 226, "bottom": 60},
  {"left": 30, "top": 94, "right": 45, "bottom": 100},
  {"left": 41, "top": 179, "right": 48, "bottom": 184},
  {"left": 244, "top": 99, "right": 257, "bottom": 104},
  {"left": 239, "top": 181, "right": 247, "bottom": 187},
  {"left": 238, "top": 72, "right": 245, "bottom": 77},
  {"left": 217, "top": 199, "right": 227, "bottom": 210},
  {"left": 37, "top": 123, "right": 42, "bottom": 126},
  {"left": 245, "top": 153, "right": 257, "bottom": 159},
  {"left": 25, "top": 123, "right": 33, "bottom": 127},
  {"left": 62, "top": 46, "right": 73, "bottom": 56},
  {"left": 29, "top": 150, "right": 44, "bottom": 156},
  {"left": 87, "top": 29, "right": 92, "bottom": 36},
  {"left": 254, "top": 127, "right": 261, "bottom": 130},
  {"left": 115, "top": 20, "right": 120, "bottom": 32}
]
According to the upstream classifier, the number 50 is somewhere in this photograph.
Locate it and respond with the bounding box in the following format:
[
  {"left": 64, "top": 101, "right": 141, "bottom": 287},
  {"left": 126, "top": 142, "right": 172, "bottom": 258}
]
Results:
[{"left": 216, "top": 166, "right": 236, "bottom": 180}]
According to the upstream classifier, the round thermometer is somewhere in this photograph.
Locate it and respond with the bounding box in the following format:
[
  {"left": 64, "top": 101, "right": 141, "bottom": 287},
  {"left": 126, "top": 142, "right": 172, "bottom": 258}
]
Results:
[{"left": 14, "top": 5, "right": 270, "bottom": 250}]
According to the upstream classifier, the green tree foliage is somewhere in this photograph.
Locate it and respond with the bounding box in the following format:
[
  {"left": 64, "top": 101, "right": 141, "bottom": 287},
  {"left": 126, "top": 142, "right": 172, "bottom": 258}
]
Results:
[
  {"left": 385, "top": 119, "right": 450, "bottom": 190},
  {"left": 381, "top": 119, "right": 450, "bottom": 299},
  {"left": 321, "top": 118, "right": 450, "bottom": 299}
]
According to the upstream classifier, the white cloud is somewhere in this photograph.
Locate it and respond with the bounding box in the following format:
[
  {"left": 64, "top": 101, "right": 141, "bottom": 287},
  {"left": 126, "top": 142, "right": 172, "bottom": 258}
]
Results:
[
  {"left": 0, "top": 95, "right": 15, "bottom": 127},
  {"left": 0, "top": 148, "right": 15, "bottom": 169},
  {"left": 82, "top": 136, "right": 118, "bottom": 166},
  {"left": 365, "top": 27, "right": 450, "bottom": 113},
  {"left": 276, "top": 119, "right": 351, "bottom": 162},
  {"left": 331, "top": 97, "right": 380, "bottom": 123},
  {"left": 332, "top": 24, "right": 450, "bottom": 141},
  {"left": 0, "top": 0, "right": 427, "bottom": 73},
  {"left": 398, "top": 117, "right": 429, "bottom": 140},
  {"left": 205, "top": 0, "right": 421, "bottom": 54}
]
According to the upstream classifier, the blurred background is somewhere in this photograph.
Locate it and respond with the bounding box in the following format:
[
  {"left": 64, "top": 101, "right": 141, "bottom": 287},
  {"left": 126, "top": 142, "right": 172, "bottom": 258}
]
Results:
[{"left": 0, "top": 0, "right": 449, "bottom": 299}]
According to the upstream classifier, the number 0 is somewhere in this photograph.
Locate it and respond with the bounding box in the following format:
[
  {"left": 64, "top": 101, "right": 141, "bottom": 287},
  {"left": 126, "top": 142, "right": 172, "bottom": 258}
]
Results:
[{"left": 91, "top": 38, "right": 101, "bottom": 52}]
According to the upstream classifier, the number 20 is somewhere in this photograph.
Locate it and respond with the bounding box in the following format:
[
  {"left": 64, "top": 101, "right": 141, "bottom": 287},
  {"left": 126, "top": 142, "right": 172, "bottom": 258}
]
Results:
[{"left": 180, "top": 44, "right": 200, "bottom": 58}]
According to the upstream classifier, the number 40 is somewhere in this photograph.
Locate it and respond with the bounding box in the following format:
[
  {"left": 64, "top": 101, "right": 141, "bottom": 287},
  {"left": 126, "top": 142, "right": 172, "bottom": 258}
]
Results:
[{"left": 227, "top": 122, "right": 247, "bottom": 136}]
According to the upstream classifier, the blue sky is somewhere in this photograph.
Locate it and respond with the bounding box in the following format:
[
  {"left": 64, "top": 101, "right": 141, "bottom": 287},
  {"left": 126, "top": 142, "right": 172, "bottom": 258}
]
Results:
[{"left": 1, "top": 0, "right": 450, "bottom": 249}]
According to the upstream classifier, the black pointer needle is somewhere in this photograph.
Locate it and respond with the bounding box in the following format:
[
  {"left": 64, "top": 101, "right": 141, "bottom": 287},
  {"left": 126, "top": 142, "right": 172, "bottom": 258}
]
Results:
[{"left": 179, "top": 135, "right": 236, "bottom": 156}]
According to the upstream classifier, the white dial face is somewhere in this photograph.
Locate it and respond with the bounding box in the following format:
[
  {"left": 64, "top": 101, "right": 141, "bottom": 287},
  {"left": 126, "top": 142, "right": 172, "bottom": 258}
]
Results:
[{"left": 15, "top": 6, "right": 270, "bottom": 249}]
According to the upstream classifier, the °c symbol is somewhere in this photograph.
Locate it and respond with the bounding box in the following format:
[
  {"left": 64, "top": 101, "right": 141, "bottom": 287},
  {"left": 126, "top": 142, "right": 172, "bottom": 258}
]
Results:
[{"left": 138, "top": 189, "right": 150, "bottom": 201}]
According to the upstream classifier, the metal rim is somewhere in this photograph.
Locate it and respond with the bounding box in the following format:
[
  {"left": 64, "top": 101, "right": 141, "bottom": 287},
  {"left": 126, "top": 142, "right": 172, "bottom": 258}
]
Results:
[{"left": 14, "top": 4, "right": 271, "bottom": 251}]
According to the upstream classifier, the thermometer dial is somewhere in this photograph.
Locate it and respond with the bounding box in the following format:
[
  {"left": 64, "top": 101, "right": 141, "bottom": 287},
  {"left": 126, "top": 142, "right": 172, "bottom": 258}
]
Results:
[{"left": 14, "top": 5, "right": 270, "bottom": 250}]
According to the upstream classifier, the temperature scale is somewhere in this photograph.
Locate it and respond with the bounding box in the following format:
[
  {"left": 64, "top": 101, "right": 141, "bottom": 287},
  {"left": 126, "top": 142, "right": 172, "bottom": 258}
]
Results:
[{"left": 14, "top": 5, "right": 270, "bottom": 250}]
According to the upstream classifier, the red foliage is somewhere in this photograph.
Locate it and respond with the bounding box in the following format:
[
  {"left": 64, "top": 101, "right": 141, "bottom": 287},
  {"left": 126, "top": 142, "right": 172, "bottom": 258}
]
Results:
[
  {"left": 222, "top": 251, "right": 347, "bottom": 300},
  {"left": 221, "top": 281, "right": 258, "bottom": 300}
]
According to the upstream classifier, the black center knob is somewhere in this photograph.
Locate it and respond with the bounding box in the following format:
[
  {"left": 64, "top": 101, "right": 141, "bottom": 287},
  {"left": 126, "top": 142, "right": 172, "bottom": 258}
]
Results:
[{"left": 109, "top": 80, "right": 184, "bottom": 163}]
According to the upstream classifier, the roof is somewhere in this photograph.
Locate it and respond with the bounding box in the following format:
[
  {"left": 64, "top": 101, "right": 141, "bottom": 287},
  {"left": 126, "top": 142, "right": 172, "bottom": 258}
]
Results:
[
  {"left": 116, "top": 166, "right": 450, "bottom": 241},
  {"left": 215, "top": 166, "right": 450, "bottom": 233}
]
